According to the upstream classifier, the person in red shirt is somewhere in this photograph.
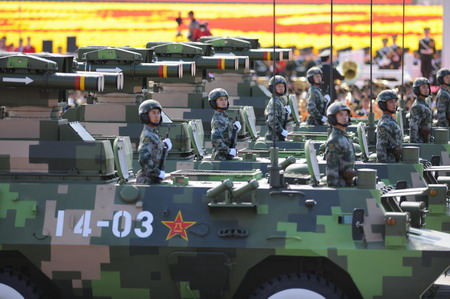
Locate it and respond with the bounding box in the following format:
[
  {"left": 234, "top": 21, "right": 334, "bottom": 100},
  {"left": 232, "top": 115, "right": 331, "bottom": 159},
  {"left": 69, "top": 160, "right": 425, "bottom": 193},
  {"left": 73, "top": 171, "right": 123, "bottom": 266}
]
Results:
[
  {"left": 23, "top": 37, "right": 36, "bottom": 53},
  {"left": 192, "top": 22, "right": 212, "bottom": 42},
  {"left": 15, "top": 38, "right": 24, "bottom": 52}
]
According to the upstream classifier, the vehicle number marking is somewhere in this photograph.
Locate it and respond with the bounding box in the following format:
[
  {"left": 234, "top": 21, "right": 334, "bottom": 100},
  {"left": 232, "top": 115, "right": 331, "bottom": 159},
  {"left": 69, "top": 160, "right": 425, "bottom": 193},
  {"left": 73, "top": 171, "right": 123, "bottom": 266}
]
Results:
[{"left": 55, "top": 210, "right": 154, "bottom": 238}]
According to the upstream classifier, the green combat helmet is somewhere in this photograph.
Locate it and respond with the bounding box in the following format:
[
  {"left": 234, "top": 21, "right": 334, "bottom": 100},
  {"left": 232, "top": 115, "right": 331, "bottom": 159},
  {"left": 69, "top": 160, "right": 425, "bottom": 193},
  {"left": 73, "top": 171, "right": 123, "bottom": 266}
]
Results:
[
  {"left": 208, "top": 88, "right": 229, "bottom": 110},
  {"left": 268, "top": 75, "right": 287, "bottom": 96},
  {"left": 377, "top": 90, "right": 398, "bottom": 113},
  {"left": 306, "top": 66, "right": 323, "bottom": 84},
  {"left": 138, "top": 99, "right": 163, "bottom": 125},
  {"left": 437, "top": 68, "right": 450, "bottom": 85},
  {"left": 413, "top": 77, "right": 431, "bottom": 97},
  {"left": 327, "top": 102, "right": 351, "bottom": 126}
]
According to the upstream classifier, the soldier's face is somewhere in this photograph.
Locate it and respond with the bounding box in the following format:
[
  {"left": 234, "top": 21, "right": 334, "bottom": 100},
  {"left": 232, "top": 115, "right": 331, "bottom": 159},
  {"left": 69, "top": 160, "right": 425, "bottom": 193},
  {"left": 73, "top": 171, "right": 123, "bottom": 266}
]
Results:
[
  {"left": 386, "top": 99, "right": 396, "bottom": 111},
  {"left": 148, "top": 109, "right": 161, "bottom": 124},
  {"left": 443, "top": 74, "right": 450, "bottom": 85},
  {"left": 313, "top": 74, "right": 322, "bottom": 84},
  {"left": 419, "top": 84, "right": 430, "bottom": 96},
  {"left": 216, "top": 96, "right": 228, "bottom": 109},
  {"left": 275, "top": 83, "right": 285, "bottom": 94},
  {"left": 335, "top": 110, "right": 349, "bottom": 124}
]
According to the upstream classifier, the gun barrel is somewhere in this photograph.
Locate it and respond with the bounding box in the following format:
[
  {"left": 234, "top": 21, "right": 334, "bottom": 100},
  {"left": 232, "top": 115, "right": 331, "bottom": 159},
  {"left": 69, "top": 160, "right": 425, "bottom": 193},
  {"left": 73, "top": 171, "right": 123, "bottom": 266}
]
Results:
[
  {"left": 275, "top": 48, "right": 293, "bottom": 61},
  {"left": 75, "top": 62, "right": 183, "bottom": 78},
  {"left": 195, "top": 56, "right": 238, "bottom": 71},
  {"left": 153, "top": 62, "right": 195, "bottom": 77},
  {"left": 232, "top": 56, "right": 250, "bottom": 71},
  {"left": 0, "top": 72, "right": 104, "bottom": 92},
  {"left": 250, "top": 49, "right": 283, "bottom": 61},
  {"left": 77, "top": 71, "right": 124, "bottom": 90}
]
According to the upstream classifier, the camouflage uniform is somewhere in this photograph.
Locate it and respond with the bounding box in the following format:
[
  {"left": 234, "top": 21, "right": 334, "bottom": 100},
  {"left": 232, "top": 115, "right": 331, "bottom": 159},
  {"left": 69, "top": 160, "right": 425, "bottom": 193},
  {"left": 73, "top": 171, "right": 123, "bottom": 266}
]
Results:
[
  {"left": 436, "top": 86, "right": 450, "bottom": 127},
  {"left": 265, "top": 96, "right": 286, "bottom": 141},
  {"left": 325, "top": 127, "right": 355, "bottom": 187},
  {"left": 306, "top": 85, "right": 327, "bottom": 125},
  {"left": 136, "top": 125, "right": 164, "bottom": 184},
  {"left": 211, "top": 110, "right": 234, "bottom": 160},
  {"left": 409, "top": 97, "right": 432, "bottom": 143},
  {"left": 376, "top": 113, "right": 403, "bottom": 162}
]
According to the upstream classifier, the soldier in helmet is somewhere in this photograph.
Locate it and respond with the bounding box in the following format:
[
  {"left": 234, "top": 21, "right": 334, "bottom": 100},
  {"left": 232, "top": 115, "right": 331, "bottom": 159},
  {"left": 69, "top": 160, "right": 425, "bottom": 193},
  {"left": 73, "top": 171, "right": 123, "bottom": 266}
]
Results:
[
  {"left": 136, "top": 100, "right": 172, "bottom": 184},
  {"left": 436, "top": 68, "right": 450, "bottom": 127},
  {"left": 324, "top": 102, "right": 356, "bottom": 187},
  {"left": 410, "top": 77, "right": 432, "bottom": 143},
  {"left": 376, "top": 90, "right": 403, "bottom": 162},
  {"left": 306, "top": 67, "right": 330, "bottom": 125},
  {"left": 264, "top": 75, "right": 291, "bottom": 141},
  {"left": 209, "top": 88, "right": 241, "bottom": 160}
]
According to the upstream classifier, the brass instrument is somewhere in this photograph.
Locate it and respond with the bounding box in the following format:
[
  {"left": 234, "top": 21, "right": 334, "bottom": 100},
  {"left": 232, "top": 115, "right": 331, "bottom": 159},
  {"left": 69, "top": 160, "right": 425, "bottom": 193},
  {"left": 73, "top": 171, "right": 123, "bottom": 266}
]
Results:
[{"left": 337, "top": 60, "right": 361, "bottom": 84}]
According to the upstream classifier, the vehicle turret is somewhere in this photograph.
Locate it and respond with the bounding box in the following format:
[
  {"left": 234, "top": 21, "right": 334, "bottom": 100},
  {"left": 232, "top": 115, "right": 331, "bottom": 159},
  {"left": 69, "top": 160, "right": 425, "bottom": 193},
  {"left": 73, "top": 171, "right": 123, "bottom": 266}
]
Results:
[{"left": 74, "top": 47, "right": 187, "bottom": 93}]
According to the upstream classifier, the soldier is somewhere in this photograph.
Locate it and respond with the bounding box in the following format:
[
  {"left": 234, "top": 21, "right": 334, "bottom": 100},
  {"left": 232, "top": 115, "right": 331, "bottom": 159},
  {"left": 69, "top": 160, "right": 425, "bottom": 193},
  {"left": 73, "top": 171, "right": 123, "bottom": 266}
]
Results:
[
  {"left": 376, "top": 90, "right": 403, "bottom": 162},
  {"left": 209, "top": 88, "right": 241, "bottom": 160},
  {"left": 264, "top": 75, "right": 291, "bottom": 141},
  {"left": 436, "top": 68, "right": 450, "bottom": 127},
  {"left": 324, "top": 102, "right": 356, "bottom": 187},
  {"left": 306, "top": 67, "right": 330, "bottom": 125},
  {"left": 410, "top": 77, "right": 432, "bottom": 143},
  {"left": 136, "top": 100, "right": 172, "bottom": 184}
]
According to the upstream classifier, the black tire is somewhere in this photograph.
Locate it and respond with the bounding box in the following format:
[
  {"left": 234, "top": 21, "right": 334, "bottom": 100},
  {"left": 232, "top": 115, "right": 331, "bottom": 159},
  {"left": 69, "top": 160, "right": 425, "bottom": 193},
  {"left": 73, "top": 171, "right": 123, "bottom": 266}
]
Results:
[
  {"left": 0, "top": 268, "right": 44, "bottom": 299},
  {"left": 249, "top": 272, "right": 346, "bottom": 299}
]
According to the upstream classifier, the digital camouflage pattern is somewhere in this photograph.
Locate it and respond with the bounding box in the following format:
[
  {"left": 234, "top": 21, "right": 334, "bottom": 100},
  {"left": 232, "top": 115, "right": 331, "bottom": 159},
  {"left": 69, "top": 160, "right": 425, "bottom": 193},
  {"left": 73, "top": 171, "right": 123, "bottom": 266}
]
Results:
[
  {"left": 376, "top": 113, "right": 403, "bottom": 162},
  {"left": 409, "top": 97, "right": 432, "bottom": 143},
  {"left": 436, "top": 86, "right": 450, "bottom": 127},
  {"left": 211, "top": 110, "right": 233, "bottom": 160},
  {"left": 264, "top": 95, "right": 286, "bottom": 141},
  {"left": 306, "top": 85, "right": 327, "bottom": 125},
  {"left": 324, "top": 127, "right": 356, "bottom": 187},
  {"left": 136, "top": 125, "right": 164, "bottom": 184}
]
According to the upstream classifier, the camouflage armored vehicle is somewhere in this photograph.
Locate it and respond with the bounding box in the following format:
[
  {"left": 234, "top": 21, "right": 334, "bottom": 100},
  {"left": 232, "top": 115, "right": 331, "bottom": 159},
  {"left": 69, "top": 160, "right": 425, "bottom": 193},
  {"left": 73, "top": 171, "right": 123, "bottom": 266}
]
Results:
[
  {"left": 66, "top": 46, "right": 304, "bottom": 173},
  {"left": 2, "top": 53, "right": 450, "bottom": 298}
]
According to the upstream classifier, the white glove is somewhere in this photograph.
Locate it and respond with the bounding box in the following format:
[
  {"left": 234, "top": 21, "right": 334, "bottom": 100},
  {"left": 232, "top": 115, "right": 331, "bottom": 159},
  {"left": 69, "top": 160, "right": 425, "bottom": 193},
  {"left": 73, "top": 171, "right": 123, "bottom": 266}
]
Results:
[
  {"left": 233, "top": 121, "right": 242, "bottom": 132},
  {"left": 324, "top": 94, "right": 331, "bottom": 103},
  {"left": 321, "top": 116, "right": 327, "bottom": 123},
  {"left": 281, "top": 129, "right": 289, "bottom": 137},
  {"left": 229, "top": 148, "right": 237, "bottom": 157},
  {"left": 158, "top": 170, "right": 166, "bottom": 179},
  {"left": 163, "top": 138, "right": 172, "bottom": 151},
  {"left": 284, "top": 105, "right": 292, "bottom": 115}
]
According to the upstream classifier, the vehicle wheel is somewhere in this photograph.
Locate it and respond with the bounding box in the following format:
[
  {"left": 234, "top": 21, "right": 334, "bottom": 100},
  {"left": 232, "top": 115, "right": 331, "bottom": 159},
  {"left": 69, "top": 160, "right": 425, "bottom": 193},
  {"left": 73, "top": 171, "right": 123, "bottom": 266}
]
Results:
[
  {"left": 249, "top": 272, "right": 346, "bottom": 299},
  {"left": 0, "top": 268, "right": 44, "bottom": 299}
]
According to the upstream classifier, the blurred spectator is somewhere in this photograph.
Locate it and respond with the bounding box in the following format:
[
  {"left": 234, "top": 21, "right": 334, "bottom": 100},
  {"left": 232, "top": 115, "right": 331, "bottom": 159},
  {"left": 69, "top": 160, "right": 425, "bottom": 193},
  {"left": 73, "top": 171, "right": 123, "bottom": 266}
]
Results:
[
  {"left": 0, "top": 36, "right": 7, "bottom": 51},
  {"left": 192, "top": 22, "right": 212, "bottom": 41},
  {"left": 318, "top": 49, "right": 344, "bottom": 99},
  {"left": 290, "top": 47, "right": 318, "bottom": 78},
  {"left": 15, "top": 38, "right": 24, "bottom": 52},
  {"left": 23, "top": 37, "right": 36, "bottom": 53},
  {"left": 187, "top": 11, "right": 200, "bottom": 42},
  {"left": 418, "top": 27, "right": 435, "bottom": 81},
  {"left": 374, "top": 38, "right": 391, "bottom": 69},
  {"left": 175, "top": 12, "right": 183, "bottom": 38},
  {"left": 57, "top": 46, "right": 63, "bottom": 54},
  {"left": 389, "top": 35, "right": 401, "bottom": 69}
]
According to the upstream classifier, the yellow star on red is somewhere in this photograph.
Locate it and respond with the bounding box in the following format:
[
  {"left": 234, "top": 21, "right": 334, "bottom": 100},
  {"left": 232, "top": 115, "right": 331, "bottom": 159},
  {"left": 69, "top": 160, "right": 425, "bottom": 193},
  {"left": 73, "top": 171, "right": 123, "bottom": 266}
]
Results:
[{"left": 161, "top": 211, "right": 196, "bottom": 241}]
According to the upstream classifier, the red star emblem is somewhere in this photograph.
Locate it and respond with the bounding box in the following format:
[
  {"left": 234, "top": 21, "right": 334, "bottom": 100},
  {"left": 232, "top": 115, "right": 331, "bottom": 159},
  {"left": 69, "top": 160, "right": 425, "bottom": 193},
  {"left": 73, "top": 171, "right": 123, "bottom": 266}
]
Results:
[{"left": 161, "top": 211, "right": 196, "bottom": 241}]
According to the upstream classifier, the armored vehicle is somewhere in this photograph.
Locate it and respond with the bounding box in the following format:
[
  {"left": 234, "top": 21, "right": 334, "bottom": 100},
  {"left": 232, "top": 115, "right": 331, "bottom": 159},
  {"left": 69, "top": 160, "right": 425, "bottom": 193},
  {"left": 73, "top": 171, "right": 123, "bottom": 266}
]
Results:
[{"left": 2, "top": 53, "right": 450, "bottom": 298}]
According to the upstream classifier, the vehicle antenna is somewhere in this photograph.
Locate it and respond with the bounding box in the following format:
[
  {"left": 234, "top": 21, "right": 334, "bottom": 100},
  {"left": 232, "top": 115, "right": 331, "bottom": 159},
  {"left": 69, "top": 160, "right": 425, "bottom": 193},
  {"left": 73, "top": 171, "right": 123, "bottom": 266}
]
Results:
[
  {"left": 367, "top": 0, "right": 376, "bottom": 146},
  {"left": 269, "top": 0, "right": 283, "bottom": 188},
  {"left": 329, "top": 0, "right": 334, "bottom": 102}
]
